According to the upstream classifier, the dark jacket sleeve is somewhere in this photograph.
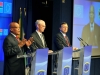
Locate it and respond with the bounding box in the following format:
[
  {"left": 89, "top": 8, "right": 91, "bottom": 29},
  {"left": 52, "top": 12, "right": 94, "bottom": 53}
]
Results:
[
  {"left": 3, "top": 38, "right": 21, "bottom": 56},
  {"left": 30, "top": 42, "right": 38, "bottom": 52},
  {"left": 55, "top": 34, "right": 64, "bottom": 51}
]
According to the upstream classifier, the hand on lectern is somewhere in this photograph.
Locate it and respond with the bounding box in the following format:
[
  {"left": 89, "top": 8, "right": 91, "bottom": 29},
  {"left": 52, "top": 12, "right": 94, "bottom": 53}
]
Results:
[
  {"left": 48, "top": 50, "right": 53, "bottom": 54},
  {"left": 73, "top": 47, "right": 78, "bottom": 50}
]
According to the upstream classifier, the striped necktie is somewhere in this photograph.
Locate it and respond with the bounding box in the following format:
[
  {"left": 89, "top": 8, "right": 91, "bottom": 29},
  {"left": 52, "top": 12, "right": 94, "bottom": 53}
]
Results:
[{"left": 64, "top": 35, "right": 70, "bottom": 46}]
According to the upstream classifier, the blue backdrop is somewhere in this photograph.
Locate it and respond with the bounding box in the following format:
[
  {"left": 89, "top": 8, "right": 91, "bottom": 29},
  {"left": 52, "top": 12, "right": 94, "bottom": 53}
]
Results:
[{"left": 0, "top": 0, "right": 12, "bottom": 61}]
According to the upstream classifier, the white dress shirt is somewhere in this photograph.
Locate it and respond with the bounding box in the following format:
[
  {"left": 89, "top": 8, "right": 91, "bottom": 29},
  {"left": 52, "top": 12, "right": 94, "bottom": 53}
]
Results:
[
  {"left": 90, "top": 23, "right": 94, "bottom": 32},
  {"left": 36, "top": 30, "right": 45, "bottom": 47}
]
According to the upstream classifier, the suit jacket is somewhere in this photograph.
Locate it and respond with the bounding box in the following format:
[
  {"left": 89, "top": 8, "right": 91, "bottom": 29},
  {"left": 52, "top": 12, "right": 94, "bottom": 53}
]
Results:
[
  {"left": 30, "top": 31, "right": 47, "bottom": 51},
  {"left": 54, "top": 32, "right": 70, "bottom": 51},
  {"left": 81, "top": 23, "right": 100, "bottom": 47},
  {"left": 3, "top": 33, "right": 25, "bottom": 75}
]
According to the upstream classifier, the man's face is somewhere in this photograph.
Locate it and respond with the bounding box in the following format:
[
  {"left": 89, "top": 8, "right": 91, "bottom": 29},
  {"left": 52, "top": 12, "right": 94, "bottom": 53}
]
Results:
[
  {"left": 60, "top": 24, "right": 68, "bottom": 33},
  {"left": 89, "top": 6, "right": 94, "bottom": 23},
  {"left": 10, "top": 23, "right": 20, "bottom": 35},
  {"left": 37, "top": 21, "right": 46, "bottom": 33}
]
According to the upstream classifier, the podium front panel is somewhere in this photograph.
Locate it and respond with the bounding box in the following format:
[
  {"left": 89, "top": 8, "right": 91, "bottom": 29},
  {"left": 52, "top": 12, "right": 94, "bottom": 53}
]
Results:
[
  {"left": 31, "top": 48, "right": 49, "bottom": 75},
  {"left": 57, "top": 47, "right": 73, "bottom": 75},
  {"left": 82, "top": 46, "right": 92, "bottom": 75},
  {"left": 62, "top": 47, "right": 73, "bottom": 75}
]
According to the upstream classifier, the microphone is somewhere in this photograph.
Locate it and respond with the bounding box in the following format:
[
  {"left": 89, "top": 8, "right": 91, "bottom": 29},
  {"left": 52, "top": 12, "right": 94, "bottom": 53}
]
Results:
[
  {"left": 79, "top": 37, "right": 89, "bottom": 46},
  {"left": 77, "top": 37, "right": 85, "bottom": 47}
]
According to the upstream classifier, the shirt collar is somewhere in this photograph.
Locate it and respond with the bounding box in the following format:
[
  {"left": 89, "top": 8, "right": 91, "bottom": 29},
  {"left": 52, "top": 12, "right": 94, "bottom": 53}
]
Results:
[
  {"left": 36, "top": 30, "right": 42, "bottom": 36},
  {"left": 90, "top": 22, "right": 94, "bottom": 27},
  {"left": 11, "top": 33, "right": 16, "bottom": 37},
  {"left": 60, "top": 31, "right": 66, "bottom": 37}
]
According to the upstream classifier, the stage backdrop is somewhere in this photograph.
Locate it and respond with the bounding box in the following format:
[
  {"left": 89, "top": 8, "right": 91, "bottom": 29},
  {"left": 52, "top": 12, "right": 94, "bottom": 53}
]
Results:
[
  {"left": 0, "top": 0, "right": 12, "bottom": 75},
  {"left": 0, "top": 0, "right": 12, "bottom": 61}
]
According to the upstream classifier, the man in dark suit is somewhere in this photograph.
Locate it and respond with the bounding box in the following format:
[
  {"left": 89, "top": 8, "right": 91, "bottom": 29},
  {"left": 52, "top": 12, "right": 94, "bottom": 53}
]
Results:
[
  {"left": 3, "top": 22, "right": 32, "bottom": 75},
  {"left": 28, "top": 19, "right": 53, "bottom": 75},
  {"left": 81, "top": 5, "right": 100, "bottom": 47},
  {"left": 54, "top": 22, "right": 77, "bottom": 51},
  {"left": 30, "top": 19, "right": 53, "bottom": 53},
  {"left": 53, "top": 22, "right": 77, "bottom": 70}
]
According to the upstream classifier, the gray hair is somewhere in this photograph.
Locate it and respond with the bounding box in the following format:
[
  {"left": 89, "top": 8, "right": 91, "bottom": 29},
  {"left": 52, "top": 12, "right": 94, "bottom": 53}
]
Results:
[
  {"left": 35, "top": 19, "right": 45, "bottom": 29},
  {"left": 35, "top": 19, "right": 44, "bottom": 25}
]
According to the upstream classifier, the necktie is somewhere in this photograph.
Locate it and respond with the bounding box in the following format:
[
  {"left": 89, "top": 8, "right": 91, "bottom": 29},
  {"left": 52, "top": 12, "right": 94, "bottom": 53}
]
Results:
[
  {"left": 16, "top": 36, "right": 21, "bottom": 43},
  {"left": 64, "top": 35, "right": 70, "bottom": 47},
  {"left": 40, "top": 34, "right": 45, "bottom": 47},
  {"left": 16, "top": 36, "right": 19, "bottom": 39},
  {"left": 91, "top": 24, "right": 93, "bottom": 32},
  {"left": 90, "top": 24, "right": 94, "bottom": 40}
]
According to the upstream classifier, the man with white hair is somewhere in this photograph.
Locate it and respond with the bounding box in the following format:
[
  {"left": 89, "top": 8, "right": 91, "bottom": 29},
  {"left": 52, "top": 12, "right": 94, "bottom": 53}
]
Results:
[{"left": 30, "top": 19, "right": 53, "bottom": 53}]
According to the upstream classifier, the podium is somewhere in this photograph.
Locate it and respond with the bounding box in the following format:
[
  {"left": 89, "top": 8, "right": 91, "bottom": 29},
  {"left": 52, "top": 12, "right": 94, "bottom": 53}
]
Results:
[
  {"left": 57, "top": 47, "right": 73, "bottom": 75},
  {"left": 77, "top": 45, "right": 92, "bottom": 75},
  {"left": 30, "top": 48, "right": 49, "bottom": 75},
  {"left": 56, "top": 46, "right": 92, "bottom": 75},
  {"left": 73, "top": 46, "right": 92, "bottom": 75},
  {"left": 17, "top": 48, "right": 49, "bottom": 75}
]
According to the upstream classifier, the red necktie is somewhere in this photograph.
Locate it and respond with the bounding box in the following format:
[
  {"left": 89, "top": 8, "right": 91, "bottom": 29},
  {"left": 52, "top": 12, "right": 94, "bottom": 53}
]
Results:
[
  {"left": 64, "top": 36, "right": 70, "bottom": 46},
  {"left": 16, "top": 36, "right": 19, "bottom": 40},
  {"left": 16, "top": 36, "right": 20, "bottom": 42}
]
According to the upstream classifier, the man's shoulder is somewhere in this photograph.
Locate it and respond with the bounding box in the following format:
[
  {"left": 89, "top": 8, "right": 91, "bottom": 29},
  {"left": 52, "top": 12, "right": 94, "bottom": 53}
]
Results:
[
  {"left": 56, "top": 32, "right": 62, "bottom": 36},
  {"left": 82, "top": 23, "right": 90, "bottom": 30},
  {"left": 5, "top": 33, "right": 13, "bottom": 38},
  {"left": 94, "top": 23, "right": 99, "bottom": 27},
  {"left": 55, "top": 32, "right": 63, "bottom": 39},
  {"left": 4, "top": 33, "right": 14, "bottom": 42},
  {"left": 31, "top": 31, "right": 37, "bottom": 36},
  {"left": 84, "top": 23, "right": 90, "bottom": 27}
]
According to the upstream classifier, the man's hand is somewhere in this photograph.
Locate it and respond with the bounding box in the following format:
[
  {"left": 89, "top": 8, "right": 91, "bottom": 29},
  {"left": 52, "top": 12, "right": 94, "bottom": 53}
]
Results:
[
  {"left": 25, "top": 37, "right": 34, "bottom": 47},
  {"left": 26, "top": 40, "right": 32, "bottom": 47},
  {"left": 29, "top": 37, "right": 34, "bottom": 43},
  {"left": 18, "top": 39, "right": 27, "bottom": 48},
  {"left": 73, "top": 47, "right": 78, "bottom": 50},
  {"left": 48, "top": 50, "right": 53, "bottom": 54}
]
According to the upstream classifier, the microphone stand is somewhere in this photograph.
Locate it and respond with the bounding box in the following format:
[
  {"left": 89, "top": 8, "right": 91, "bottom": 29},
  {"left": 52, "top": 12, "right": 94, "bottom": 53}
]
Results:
[
  {"left": 79, "top": 38, "right": 89, "bottom": 46},
  {"left": 77, "top": 37, "right": 85, "bottom": 47}
]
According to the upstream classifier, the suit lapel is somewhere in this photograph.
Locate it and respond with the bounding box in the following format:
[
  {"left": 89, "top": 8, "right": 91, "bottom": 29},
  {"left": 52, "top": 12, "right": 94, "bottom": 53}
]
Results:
[
  {"left": 59, "top": 32, "right": 70, "bottom": 46},
  {"left": 9, "top": 33, "right": 18, "bottom": 43},
  {"left": 10, "top": 33, "right": 24, "bottom": 54},
  {"left": 59, "top": 32, "right": 67, "bottom": 44},
  {"left": 35, "top": 32, "right": 44, "bottom": 47}
]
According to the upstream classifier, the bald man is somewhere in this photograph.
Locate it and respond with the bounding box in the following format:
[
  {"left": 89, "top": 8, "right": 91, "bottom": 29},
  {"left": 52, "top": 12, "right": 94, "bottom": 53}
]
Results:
[
  {"left": 3, "top": 22, "right": 28, "bottom": 75},
  {"left": 81, "top": 5, "right": 100, "bottom": 47}
]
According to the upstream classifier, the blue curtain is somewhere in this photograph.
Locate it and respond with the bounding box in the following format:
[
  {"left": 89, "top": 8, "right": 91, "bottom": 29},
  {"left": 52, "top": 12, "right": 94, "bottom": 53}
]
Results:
[
  {"left": 12, "top": 0, "right": 33, "bottom": 39},
  {"left": 12, "top": 0, "right": 33, "bottom": 67}
]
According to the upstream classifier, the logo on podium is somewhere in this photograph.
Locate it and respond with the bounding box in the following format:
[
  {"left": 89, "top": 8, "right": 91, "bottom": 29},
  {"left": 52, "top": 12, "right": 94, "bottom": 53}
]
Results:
[
  {"left": 84, "top": 62, "right": 90, "bottom": 73},
  {"left": 37, "top": 70, "right": 45, "bottom": 75},
  {"left": 64, "top": 66, "right": 70, "bottom": 75}
]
